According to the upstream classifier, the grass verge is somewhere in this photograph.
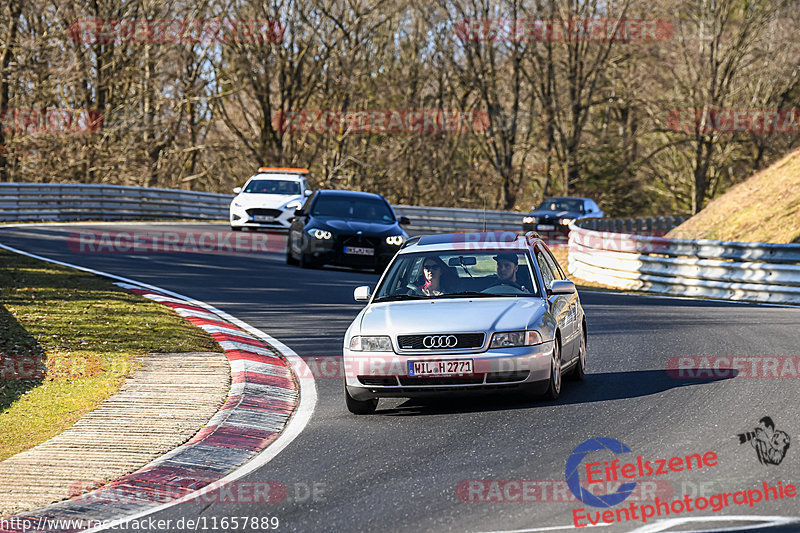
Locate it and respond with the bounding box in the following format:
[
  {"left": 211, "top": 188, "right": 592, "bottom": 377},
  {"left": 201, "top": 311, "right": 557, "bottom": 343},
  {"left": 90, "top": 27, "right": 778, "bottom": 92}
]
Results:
[{"left": 0, "top": 249, "right": 220, "bottom": 461}]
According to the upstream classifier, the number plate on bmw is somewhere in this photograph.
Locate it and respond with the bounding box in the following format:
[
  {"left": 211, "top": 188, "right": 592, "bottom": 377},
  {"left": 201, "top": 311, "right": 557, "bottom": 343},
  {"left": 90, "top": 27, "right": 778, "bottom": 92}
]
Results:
[
  {"left": 536, "top": 224, "right": 555, "bottom": 230},
  {"left": 408, "top": 359, "right": 474, "bottom": 376},
  {"left": 344, "top": 246, "right": 374, "bottom": 256}
]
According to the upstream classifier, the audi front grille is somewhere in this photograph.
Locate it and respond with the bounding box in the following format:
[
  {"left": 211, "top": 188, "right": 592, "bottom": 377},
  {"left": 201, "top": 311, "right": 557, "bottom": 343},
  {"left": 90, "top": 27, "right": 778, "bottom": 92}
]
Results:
[{"left": 397, "top": 333, "right": 485, "bottom": 350}]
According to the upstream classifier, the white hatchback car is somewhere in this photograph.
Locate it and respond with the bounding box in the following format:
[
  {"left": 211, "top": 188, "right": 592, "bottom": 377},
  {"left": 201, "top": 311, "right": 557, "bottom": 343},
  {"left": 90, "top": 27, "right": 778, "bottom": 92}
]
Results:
[
  {"left": 230, "top": 167, "right": 312, "bottom": 230},
  {"left": 343, "top": 231, "right": 587, "bottom": 414}
]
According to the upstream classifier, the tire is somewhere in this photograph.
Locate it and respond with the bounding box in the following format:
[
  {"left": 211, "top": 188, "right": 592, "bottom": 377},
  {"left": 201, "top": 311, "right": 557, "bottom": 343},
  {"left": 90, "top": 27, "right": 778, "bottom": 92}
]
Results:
[
  {"left": 568, "top": 327, "right": 586, "bottom": 381},
  {"left": 298, "top": 252, "right": 316, "bottom": 269},
  {"left": 345, "top": 386, "right": 377, "bottom": 415},
  {"left": 543, "top": 339, "right": 562, "bottom": 400}
]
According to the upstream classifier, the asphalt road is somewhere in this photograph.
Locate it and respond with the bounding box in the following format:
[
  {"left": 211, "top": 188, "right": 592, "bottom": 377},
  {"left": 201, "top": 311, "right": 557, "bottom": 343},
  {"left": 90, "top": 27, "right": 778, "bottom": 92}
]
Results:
[{"left": 2, "top": 223, "right": 799, "bottom": 533}]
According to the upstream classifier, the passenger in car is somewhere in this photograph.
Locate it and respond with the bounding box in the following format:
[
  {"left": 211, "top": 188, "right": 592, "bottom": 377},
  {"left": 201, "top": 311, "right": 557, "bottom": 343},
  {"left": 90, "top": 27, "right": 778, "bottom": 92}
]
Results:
[{"left": 492, "top": 253, "right": 531, "bottom": 292}]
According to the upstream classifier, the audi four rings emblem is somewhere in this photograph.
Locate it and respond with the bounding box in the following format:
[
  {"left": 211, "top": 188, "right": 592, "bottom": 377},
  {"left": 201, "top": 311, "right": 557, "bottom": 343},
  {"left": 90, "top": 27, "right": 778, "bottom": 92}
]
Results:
[{"left": 423, "top": 335, "right": 458, "bottom": 348}]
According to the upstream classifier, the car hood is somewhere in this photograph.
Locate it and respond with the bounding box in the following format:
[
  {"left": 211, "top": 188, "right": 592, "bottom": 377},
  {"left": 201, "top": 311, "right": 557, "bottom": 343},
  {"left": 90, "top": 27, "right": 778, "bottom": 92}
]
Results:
[
  {"left": 312, "top": 217, "right": 404, "bottom": 236},
  {"left": 234, "top": 193, "right": 301, "bottom": 209},
  {"left": 357, "top": 298, "right": 547, "bottom": 335}
]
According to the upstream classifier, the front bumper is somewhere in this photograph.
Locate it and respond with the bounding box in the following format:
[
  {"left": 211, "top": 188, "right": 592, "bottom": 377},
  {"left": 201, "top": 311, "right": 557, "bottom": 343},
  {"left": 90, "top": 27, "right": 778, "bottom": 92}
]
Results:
[
  {"left": 230, "top": 206, "right": 293, "bottom": 229},
  {"left": 305, "top": 236, "right": 400, "bottom": 269},
  {"left": 343, "top": 342, "right": 554, "bottom": 400}
]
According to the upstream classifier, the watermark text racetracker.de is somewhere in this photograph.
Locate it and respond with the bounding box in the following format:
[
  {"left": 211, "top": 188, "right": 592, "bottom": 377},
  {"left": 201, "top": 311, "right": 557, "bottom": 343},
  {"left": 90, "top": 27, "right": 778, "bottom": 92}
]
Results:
[
  {"left": 67, "top": 19, "right": 285, "bottom": 44},
  {"left": 666, "top": 356, "right": 800, "bottom": 379},
  {"left": 67, "top": 229, "right": 285, "bottom": 254},
  {"left": 456, "top": 18, "right": 674, "bottom": 42}
]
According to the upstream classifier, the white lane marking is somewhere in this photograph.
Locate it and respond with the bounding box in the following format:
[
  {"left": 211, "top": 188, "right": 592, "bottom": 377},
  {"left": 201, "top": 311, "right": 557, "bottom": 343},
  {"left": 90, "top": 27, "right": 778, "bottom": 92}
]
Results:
[
  {"left": 628, "top": 515, "right": 800, "bottom": 533},
  {"left": 0, "top": 242, "right": 317, "bottom": 532}
]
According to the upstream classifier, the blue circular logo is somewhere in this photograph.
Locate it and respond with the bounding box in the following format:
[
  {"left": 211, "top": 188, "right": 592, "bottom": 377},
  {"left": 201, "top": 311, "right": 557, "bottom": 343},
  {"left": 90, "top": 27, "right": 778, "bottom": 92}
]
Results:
[{"left": 565, "top": 437, "right": 637, "bottom": 508}]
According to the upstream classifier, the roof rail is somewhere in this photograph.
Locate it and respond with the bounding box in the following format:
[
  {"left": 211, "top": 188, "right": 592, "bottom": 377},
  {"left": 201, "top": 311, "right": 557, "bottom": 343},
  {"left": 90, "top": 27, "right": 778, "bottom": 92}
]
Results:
[
  {"left": 257, "top": 167, "right": 309, "bottom": 174},
  {"left": 400, "top": 235, "right": 422, "bottom": 249}
]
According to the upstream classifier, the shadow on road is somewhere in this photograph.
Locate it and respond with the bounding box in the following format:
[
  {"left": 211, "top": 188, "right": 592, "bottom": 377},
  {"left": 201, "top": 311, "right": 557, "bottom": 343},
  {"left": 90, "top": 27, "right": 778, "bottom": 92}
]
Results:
[{"left": 378, "top": 368, "right": 736, "bottom": 416}]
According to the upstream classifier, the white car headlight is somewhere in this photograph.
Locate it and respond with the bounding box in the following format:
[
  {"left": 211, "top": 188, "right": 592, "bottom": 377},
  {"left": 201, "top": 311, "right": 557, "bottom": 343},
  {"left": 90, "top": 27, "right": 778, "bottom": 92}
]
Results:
[
  {"left": 307, "top": 228, "right": 333, "bottom": 240},
  {"left": 490, "top": 330, "right": 543, "bottom": 348},
  {"left": 559, "top": 218, "right": 574, "bottom": 226},
  {"left": 349, "top": 336, "right": 392, "bottom": 351},
  {"left": 523, "top": 216, "right": 536, "bottom": 224},
  {"left": 385, "top": 235, "right": 405, "bottom": 246}
]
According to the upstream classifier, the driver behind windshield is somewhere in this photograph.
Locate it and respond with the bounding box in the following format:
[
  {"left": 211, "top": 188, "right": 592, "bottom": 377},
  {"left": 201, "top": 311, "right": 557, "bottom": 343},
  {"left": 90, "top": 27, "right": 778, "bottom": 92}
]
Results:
[{"left": 493, "top": 253, "right": 530, "bottom": 292}]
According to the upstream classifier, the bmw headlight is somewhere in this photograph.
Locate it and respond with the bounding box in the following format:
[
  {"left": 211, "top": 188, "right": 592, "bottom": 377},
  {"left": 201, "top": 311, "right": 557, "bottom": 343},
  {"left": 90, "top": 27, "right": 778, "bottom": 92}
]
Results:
[
  {"left": 490, "top": 330, "right": 543, "bottom": 348},
  {"left": 307, "top": 228, "right": 333, "bottom": 240},
  {"left": 559, "top": 218, "right": 574, "bottom": 226},
  {"left": 349, "top": 336, "right": 392, "bottom": 351},
  {"left": 523, "top": 216, "right": 536, "bottom": 224},
  {"left": 385, "top": 235, "right": 405, "bottom": 246}
]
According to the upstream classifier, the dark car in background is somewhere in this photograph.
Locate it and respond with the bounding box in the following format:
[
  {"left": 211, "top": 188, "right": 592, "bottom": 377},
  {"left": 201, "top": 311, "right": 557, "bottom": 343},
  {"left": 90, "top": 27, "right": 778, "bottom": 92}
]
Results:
[
  {"left": 522, "top": 197, "right": 603, "bottom": 239},
  {"left": 286, "top": 190, "right": 410, "bottom": 272}
]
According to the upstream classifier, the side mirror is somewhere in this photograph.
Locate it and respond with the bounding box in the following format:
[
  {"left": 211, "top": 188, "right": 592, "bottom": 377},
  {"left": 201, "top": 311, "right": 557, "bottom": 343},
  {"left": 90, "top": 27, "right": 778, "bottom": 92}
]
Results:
[
  {"left": 233, "top": 187, "right": 242, "bottom": 194},
  {"left": 399, "top": 216, "right": 411, "bottom": 225},
  {"left": 548, "top": 280, "right": 576, "bottom": 295},
  {"left": 304, "top": 189, "right": 312, "bottom": 197},
  {"left": 354, "top": 286, "right": 373, "bottom": 302}
]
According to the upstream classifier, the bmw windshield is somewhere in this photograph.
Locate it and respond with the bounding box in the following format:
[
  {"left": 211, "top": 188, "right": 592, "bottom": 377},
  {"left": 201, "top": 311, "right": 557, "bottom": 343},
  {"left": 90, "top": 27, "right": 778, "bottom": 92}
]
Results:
[
  {"left": 311, "top": 196, "right": 395, "bottom": 222},
  {"left": 373, "top": 251, "right": 539, "bottom": 302},
  {"left": 537, "top": 198, "right": 584, "bottom": 213}
]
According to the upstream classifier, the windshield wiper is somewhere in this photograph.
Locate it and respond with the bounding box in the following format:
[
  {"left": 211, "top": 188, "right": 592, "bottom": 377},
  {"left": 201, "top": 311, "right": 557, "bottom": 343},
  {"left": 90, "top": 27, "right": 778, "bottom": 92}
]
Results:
[
  {"left": 372, "top": 294, "right": 429, "bottom": 302},
  {"left": 445, "top": 291, "right": 494, "bottom": 298}
]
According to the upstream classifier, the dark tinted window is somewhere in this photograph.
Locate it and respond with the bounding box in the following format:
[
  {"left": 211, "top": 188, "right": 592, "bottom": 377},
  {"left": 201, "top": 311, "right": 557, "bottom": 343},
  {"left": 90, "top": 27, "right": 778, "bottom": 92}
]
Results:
[
  {"left": 311, "top": 196, "right": 395, "bottom": 222},
  {"left": 537, "top": 198, "right": 584, "bottom": 213},
  {"left": 244, "top": 179, "right": 301, "bottom": 195}
]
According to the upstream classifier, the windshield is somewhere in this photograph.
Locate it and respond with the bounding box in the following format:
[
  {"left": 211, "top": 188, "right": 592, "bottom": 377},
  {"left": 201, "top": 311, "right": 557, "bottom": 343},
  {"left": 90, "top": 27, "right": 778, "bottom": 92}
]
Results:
[
  {"left": 244, "top": 179, "right": 302, "bottom": 195},
  {"left": 373, "top": 251, "right": 539, "bottom": 301},
  {"left": 537, "top": 198, "right": 584, "bottom": 213},
  {"left": 311, "top": 196, "right": 395, "bottom": 222}
]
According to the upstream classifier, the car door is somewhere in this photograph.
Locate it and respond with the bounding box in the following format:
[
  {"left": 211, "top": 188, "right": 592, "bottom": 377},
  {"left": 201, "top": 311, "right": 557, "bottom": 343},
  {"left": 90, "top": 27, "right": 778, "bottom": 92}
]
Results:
[
  {"left": 534, "top": 245, "right": 576, "bottom": 365},
  {"left": 541, "top": 246, "right": 579, "bottom": 362}
]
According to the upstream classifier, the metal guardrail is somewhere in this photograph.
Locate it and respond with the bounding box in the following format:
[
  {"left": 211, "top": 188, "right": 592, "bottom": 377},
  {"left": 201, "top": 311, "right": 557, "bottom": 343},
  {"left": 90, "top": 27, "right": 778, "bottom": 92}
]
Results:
[
  {"left": 392, "top": 205, "right": 524, "bottom": 233},
  {"left": 0, "top": 183, "right": 533, "bottom": 230},
  {"left": 568, "top": 221, "right": 800, "bottom": 304},
  {"left": 0, "top": 183, "right": 231, "bottom": 222},
  {"left": 577, "top": 215, "right": 689, "bottom": 235}
]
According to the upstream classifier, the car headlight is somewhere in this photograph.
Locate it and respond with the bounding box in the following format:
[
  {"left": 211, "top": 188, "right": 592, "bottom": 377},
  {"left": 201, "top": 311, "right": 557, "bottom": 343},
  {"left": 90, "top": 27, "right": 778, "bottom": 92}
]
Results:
[
  {"left": 490, "top": 330, "right": 543, "bottom": 348},
  {"left": 349, "top": 336, "right": 392, "bottom": 351},
  {"left": 285, "top": 200, "right": 302, "bottom": 210},
  {"left": 307, "top": 228, "right": 333, "bottom": 240},
  {"left": 559, "top": 218, "right": 574, "bottom": 226},
  {"left": 385, "top": 235, "right": 405, "bottom": 246},
  {"left": 523, "top": 216, "right": 536, "bottom": 224}
]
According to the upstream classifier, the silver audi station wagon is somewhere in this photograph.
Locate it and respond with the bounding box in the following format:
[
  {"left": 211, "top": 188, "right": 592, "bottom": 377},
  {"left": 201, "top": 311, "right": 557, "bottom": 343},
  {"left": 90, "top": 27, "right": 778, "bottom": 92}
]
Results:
[{"left": 343, "top": 232, "right": 587, "bottom": 414}]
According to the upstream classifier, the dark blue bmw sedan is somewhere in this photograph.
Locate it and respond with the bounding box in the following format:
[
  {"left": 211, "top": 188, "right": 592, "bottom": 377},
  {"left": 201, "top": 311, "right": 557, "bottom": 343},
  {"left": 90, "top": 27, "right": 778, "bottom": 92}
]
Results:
[{"left": 286, "top": 190, "right": 410, "bottom": 272}]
